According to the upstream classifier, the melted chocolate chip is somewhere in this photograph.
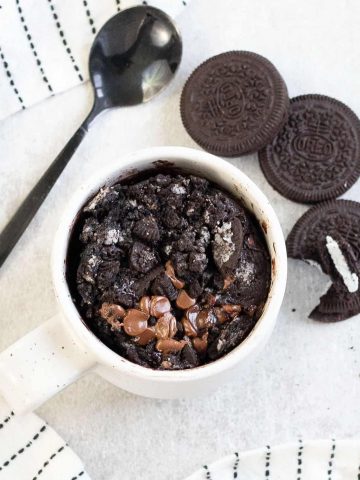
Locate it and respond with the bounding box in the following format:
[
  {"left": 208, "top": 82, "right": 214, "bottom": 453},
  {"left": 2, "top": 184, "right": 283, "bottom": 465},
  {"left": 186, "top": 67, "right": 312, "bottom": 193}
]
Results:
[
  {"left": 123, "top": 309, "right": 149, "bottom": 336},
  {"left": 176, "top": 290, "right": 196, "bottom": 310}
]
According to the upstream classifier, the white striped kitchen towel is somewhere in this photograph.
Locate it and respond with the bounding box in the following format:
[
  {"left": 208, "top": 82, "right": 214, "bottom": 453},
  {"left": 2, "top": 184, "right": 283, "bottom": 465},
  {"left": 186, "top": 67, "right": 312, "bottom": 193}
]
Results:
[
  {"left": 0, "top": 395, "right": 91, "bottom": 480},
  {"left": 0, "top": 0, "right": 189, "bottom": 121}
]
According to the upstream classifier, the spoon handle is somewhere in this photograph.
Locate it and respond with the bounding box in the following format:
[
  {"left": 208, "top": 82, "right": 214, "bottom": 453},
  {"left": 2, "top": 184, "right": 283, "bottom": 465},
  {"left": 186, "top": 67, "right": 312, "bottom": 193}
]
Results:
[{"left": 0, "top": 117, "right": 91, "bottom": 268}]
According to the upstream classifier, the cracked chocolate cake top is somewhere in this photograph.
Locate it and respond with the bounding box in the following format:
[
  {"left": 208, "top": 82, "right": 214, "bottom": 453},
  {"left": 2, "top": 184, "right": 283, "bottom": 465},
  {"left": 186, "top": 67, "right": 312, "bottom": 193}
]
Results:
[{"left": 67, "top": 171, "right": 271, "bottom": 370}]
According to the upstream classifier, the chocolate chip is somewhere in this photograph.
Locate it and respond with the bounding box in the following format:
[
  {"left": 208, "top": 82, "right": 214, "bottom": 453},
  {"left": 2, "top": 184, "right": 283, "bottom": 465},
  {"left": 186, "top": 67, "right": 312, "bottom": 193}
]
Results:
[
  {"left": 139, "top": 296, "right": 151, "bottom": 315},
  {"left": 156, "top": 339, "right": 187, "bottom": 353},
  {"left": 182, "top": 305, "right": 199, "bottom": 337},
  {"left": 133, "top": 216, "right": 160, "bottom": 243},
  {"left": 176, "top": 290, "right": 196, "bottom": 310},
  {"left": 214, "top": 307, "right": 230, "bottom": 324},
  {"left": 155, "top": 312, "right": 177, "bottom": 339},
  {"left": 130, "top": 241, "right": 159, "bottom": 273},
  {"left": 196, "top": 308, "right": 216, "bottom": 329},
  {"left": 165, "top": 260, "right": 185, "bottom": 289},
  {"left": 150, "top": 296, "right": 171, "bottom": 318},
  {"left": 222, "top": 304, "right": 242, "bottom": 317},
  {"left": 193, "top": 333, "right": 208, "bottom": 353},
  {"left": 123, "top": 309, "right": 149, "bottom": 336},
  {"left": 135, "top": 327, "right": 156, "bottom": 346}
]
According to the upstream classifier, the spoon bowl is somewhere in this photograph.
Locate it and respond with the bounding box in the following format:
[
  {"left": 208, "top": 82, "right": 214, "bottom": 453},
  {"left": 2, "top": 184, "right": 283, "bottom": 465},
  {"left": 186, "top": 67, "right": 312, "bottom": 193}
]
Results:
[
  {"left": 90, "top": 6, "right": 182, "bottom": 109},
  {"left": 0, "top": 6, "right": 182, "bottom": 268}
]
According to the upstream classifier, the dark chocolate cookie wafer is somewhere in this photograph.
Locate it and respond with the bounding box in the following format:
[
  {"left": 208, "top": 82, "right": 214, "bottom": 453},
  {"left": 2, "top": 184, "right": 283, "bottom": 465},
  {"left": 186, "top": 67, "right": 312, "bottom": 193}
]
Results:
[
  {"left": 287, "top": 200, "right": 360, "bottom": 322},
  {"left": 259, "top": 95, "right": 360, "bottom": 203},
  {"left": 180, "top": 51, "right": 289, "bottom": 157}
]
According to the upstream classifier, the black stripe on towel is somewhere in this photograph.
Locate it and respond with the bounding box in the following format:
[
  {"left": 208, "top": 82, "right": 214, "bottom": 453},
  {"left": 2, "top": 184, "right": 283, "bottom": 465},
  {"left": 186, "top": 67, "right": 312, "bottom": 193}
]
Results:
[
  {"left": 0, "top": 425, "right": 47, "bottom": 471},
  {"left": 0, "top": 47, "right": 25, "bottom": 109},
  {"left": 0, "top": 411, "right": 15, "bottom": 429},
  {"left": 233, "top": 452, "right": 239, "bottom": 478},
  {"left": 81, "top": 0, "right": 96, "bottom": 35},
  {"left": 203, "top": 464, "right": 212, "bottom": 480},
  {"left": 265, "top": 445, "right": 271, "bottom": 478},
  {"left": 71, "top": 471, "right": 85, "bottom": 480},
  {"left": 115, "top": 0, "right": 121, "bottom": 12},
  {"left": 327, "top": 440, "right": 336, "bottom": 480},
  {"left": 47, "top": 0, "right": 84, "bottom": 82},
  {"left": 15, "top": 0, "right": 53, "bottom": 92},
  {"left": 297, "top": 438, "right": 303, "bottom": 480},
  {"left": 31, "top": 444, "right": 67, "bottom": 480}
]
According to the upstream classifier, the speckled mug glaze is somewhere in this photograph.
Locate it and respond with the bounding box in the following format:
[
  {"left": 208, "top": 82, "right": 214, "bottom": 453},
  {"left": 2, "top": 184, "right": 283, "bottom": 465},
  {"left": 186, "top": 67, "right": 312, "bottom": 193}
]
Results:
[{"left": 0, "top": 147, "right": 287, "bottom": 414}]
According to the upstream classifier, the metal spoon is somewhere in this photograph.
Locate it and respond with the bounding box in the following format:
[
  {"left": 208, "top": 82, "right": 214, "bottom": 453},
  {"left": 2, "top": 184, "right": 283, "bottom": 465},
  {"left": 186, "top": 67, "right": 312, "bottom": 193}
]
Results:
[{"left": 0, "top": 6, "right": 182, "bottom": 267}]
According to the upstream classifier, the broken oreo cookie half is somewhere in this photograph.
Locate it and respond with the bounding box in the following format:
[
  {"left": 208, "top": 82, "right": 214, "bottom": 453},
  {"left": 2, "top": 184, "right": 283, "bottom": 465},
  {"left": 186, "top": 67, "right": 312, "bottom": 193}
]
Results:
[{"left": 287, "top": 200, "right": 360, "bottom": 322}]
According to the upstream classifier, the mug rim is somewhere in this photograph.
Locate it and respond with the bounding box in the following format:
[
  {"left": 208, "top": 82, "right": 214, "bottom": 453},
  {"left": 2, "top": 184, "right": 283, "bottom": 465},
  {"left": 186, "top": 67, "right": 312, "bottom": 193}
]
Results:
[{"left": 52, "top": 146, "right": 287, "bottom": 382}]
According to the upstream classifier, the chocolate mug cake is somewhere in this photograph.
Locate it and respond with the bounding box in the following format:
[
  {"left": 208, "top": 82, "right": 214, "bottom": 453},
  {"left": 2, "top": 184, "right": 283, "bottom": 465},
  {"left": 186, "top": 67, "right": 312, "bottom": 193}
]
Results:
[{"left": 67, "top": 170, "right": 271, "bottom": 370}]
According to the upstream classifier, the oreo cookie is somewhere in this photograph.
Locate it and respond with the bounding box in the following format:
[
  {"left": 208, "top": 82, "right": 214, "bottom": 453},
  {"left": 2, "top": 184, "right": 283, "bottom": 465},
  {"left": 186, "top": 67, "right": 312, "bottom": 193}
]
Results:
[
  {"left": 259, "top": 95, "right": 360, "bottom": 203},
  {"left": 287, "top": 200, "right": 360, "bottom": 322},
  {"left": 180, "top": 51, "right": 289, "bottom": 157}
]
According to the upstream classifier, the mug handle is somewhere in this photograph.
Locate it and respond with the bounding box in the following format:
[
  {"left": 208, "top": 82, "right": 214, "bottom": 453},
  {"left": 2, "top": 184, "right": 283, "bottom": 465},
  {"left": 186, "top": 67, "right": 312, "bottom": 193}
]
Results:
[{"left": 0, "top": 313, "right": 96, "bottom": 414}]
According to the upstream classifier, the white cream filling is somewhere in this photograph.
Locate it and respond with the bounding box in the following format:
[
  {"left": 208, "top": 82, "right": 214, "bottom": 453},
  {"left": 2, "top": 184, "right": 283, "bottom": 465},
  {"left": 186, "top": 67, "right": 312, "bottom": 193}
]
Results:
[{"left": 326, "top": 235, "right": 359, "bottom": 293}]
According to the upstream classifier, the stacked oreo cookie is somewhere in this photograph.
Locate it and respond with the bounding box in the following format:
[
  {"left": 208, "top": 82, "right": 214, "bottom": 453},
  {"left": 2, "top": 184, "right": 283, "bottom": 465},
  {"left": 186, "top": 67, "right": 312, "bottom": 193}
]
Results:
[{"left": 180, "top": 51, "right": 360, "bottom": 322}]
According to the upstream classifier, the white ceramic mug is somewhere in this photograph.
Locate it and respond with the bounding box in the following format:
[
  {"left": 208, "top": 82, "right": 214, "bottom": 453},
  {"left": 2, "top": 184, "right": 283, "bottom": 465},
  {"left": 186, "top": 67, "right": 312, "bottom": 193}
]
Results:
[{"left": 0, "top": 147, "right": 287, "bottom": 415}]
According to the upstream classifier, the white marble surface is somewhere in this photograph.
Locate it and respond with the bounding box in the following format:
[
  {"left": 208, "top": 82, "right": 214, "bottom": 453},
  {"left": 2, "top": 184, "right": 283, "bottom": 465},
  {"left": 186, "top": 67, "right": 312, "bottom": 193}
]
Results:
[{"left": 1, "top": 1, "right": 360, "bottom": 479}]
